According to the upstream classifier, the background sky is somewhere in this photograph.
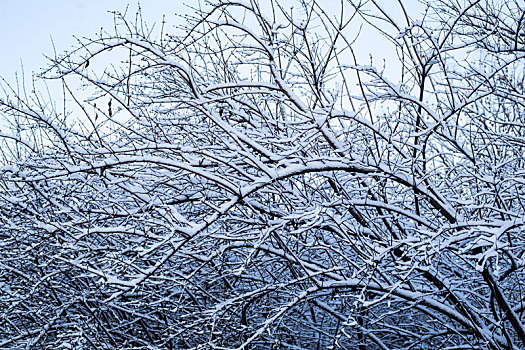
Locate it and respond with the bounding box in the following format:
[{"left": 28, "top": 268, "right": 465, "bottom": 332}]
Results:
[
  {"left": 0, "top": 0, "right": 181, "bottom": 86},
  {"left": 0, "top": 1, "right": 422, "bottom": 92}
]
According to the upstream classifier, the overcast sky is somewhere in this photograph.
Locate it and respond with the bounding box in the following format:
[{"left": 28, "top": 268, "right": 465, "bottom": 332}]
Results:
[
  {"left": 0, "top": 0, "right": 423, "bottom": 90},
  {"left": 0, "top": 0, "right": 181, "bottom": 86}
]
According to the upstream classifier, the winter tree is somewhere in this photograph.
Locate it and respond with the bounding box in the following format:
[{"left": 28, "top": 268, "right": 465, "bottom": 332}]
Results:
[{"left": 1, "top": 0, "right": 525, "bottom": 348}]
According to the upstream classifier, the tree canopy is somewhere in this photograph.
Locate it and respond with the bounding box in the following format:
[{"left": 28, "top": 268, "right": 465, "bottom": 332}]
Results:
[{"left": 1, "top": 0, "right": 525, "bottom": 349}]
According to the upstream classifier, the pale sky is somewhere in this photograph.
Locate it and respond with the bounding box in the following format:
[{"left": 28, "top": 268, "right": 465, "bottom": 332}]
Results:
[
  {"left": 0, "top": 1, "right": 422, "bottom": 89},
  {"left": 0, "top": 0, "right": 183, "bottom": 86}
]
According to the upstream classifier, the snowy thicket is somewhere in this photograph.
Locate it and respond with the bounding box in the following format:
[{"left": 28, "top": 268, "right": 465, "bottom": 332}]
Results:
[{"left": 1, "top": 0, "right": 525, "bottom": 348}]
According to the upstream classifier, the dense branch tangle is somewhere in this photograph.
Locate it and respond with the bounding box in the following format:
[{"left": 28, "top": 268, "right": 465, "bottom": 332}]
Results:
[{"left": 1, "top": 0, "right": 525, "bottom": 349}]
